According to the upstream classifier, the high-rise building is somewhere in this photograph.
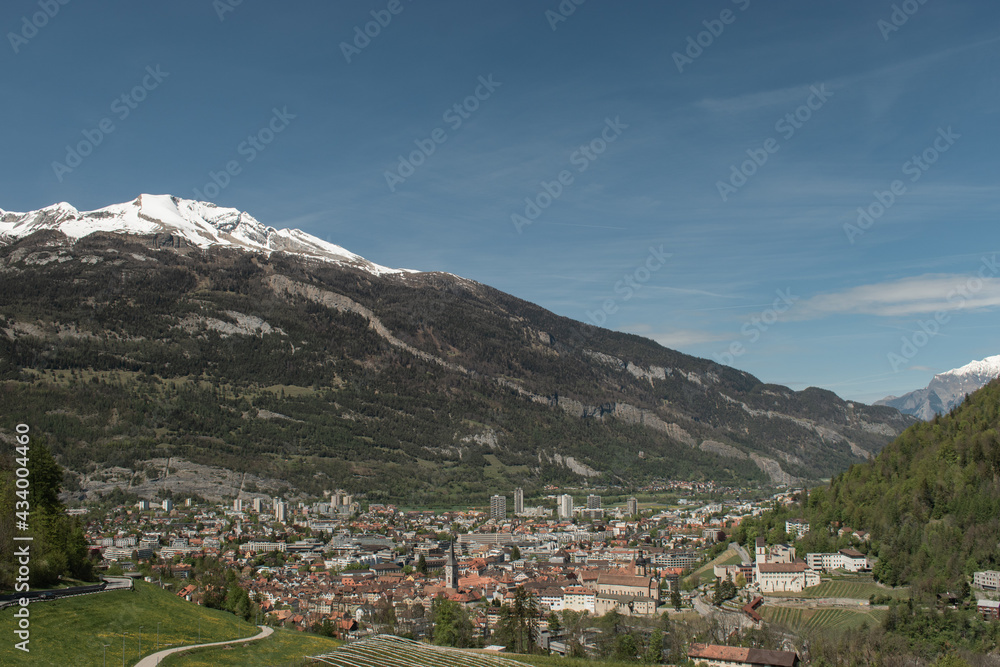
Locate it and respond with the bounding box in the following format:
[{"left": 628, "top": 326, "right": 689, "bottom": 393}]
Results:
[
  {"left": 514, "top": 487, "right": 524, "bottom": 515},
  {"left": 559, "top": 494, "right": 574, "bottom": 519},
  {"left": 162, "top": 499, "right": 173, "bottom": 512},
  {"left": 626, "top": 497, "right": 638, "bottom": 516},
  {"left": 275, "top": 499, "right": 289, "bottom": 522},
  {"left": 587, "top": 494, "right": 601, "bottom": 510},
  {"left": 252, "top": 497, "right": 264, "bottom": 513},
  {"left": 233, "top": 498, "right": 243, "bottom": 512},
  {"left": 490, "top": 495, "right": 507, "bottom": 521}
]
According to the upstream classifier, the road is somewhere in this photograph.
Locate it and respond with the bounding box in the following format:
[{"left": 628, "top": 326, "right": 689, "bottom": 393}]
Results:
[
  {"left": 135, "top": 625, "right": 274, "bottom": 666},
  {"left": 0, "top": 576, "right": 133, "bottom": 610},
  {"left": 730, "top": 541, "right": 751, "bottom": 564}
]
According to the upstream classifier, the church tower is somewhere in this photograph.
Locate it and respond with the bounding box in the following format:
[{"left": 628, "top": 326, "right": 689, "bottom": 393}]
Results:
[{"left": 445, "top": 540, "right": 458, "bottom": 589}]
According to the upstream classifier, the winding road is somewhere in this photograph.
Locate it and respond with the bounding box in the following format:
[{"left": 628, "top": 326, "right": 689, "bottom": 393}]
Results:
[{"left": 134, "top": 625, "right": 274, "bottom": 666}]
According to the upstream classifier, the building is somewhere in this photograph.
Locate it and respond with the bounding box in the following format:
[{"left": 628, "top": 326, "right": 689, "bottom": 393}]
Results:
[
  {"left": 490, "top": 495, "right": 507, "bottom": 522},
  {"left": 457, "top": 533, "right": 518, "bottom": 546},
  {"left": 805, "top": 549, "right": 871, "bottom": 573},
  {"left": 161, "top": 499, "right": 173, "bottom": 512},
  {"left": 514, "top": 487, "right": 524, "bottom": 515},
  {"left": 596, "top": 573, "right": 657, "bottom": 599},
  {"left": 275, "top": 499, "right": 289, "bottom": 522},
  {"left": 978, "top": 599, "right": 1000, "bottom": 620},
  {"left": 444, "top": 542, "right": 458, "bottom": 589},
  {"left": 755, "top": 537, "right": 768, "bottom": 565},
  {"left": 252, "top": 497, "right": 264, "bottom": 513},
  {"left": 559, "top": 494, "right": 574, "bottom": 519},
  {"left": 136, "top": 500, "right": 151, "bottom": 511},
  {"left": 239, "top": 541, "right": 286, "bottom": 553},
  {"left": 626, "top": 497, "right": 638, "bottom": 516},
  {"left": 233, "top": 498, "right": 244, "bottom": 512},
  {"left": 688, "top": 643, "right": 799, "bottom": 667},
  {"left": 703, "top": 528, "right": 724, "bottom": 542},
  {"left": 756, "top": 563, "right": 820, "bottom": 593},
  {"left": 785, "top": 520, "right": 809, "bottom": 539},
  {"left": 587, "top": 494, "right": 601, "bottom": 510},
  {"left": 562, "top": 586, "right": 597, "bottom": 613},
  {"left": 103, "top": 546, "right": 133, "bottom": 561},
  {"left": 652, "top": 550, "right": 698, "bottom": 569},
  {"left": 974, "top": 571, "right": 1000, "bottom": 590}
]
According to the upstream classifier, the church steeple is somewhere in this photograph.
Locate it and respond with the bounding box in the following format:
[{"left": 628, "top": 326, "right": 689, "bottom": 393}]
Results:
[{"left": 445, "top": 538, "right": 458, "bottom": 589}]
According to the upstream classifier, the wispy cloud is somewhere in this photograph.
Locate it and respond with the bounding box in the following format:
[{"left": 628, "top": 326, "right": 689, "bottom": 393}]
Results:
[
  {"left": 794, "top": 273, "right": 1000, "bottom": 319},
  {"left": 621, "top": 324, "right": 730, "bottom": 348}
]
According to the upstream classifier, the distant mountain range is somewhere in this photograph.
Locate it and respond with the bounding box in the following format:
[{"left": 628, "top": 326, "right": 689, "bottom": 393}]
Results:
[
  {"left": 877, "top": 355, "right": 1000, "bottom": 420},
  {"left": 0, "top": 195, "right": 916, "bottom": 504}
]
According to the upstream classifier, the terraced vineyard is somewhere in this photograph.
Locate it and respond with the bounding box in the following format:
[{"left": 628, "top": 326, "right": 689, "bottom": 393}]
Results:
[
  {"left": 786, "top": 580, "right": 909, "bottom": 600},
  {"left": 311, "top": 635, "right": 533, "bottom": 667},
  {"left": 762, "top": 605, "right": 886, "bottom": 632}
]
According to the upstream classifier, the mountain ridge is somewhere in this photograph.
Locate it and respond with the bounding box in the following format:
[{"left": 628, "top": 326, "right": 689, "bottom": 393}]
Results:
[
  {"left": 0, "top": 197, "right": 917, "bottom": 503},
  {"left": 0, "top": 194, "right": 412, "bottom": 276},
  {"left": 876, "top": 354, "right": 1000, "bottom": 420}
]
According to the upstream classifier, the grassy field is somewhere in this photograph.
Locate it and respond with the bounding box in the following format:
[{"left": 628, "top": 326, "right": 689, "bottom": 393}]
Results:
[
  {"left": 482, "top": 454, "right": 531, "bottom": 483},
  {"left": 0, "top": 580, "right": 257, "bottom": 666},
  {"left": 683, "top": 548, "right": 742, "bottom": 588},
  {"left": 762, "top": 604, "right": 887, "bottom": 632},
  {"left": 158, "top": 628, "right": 341, "bottom": 666},
  {"left": 771, "top": 579, "right": 910, "bottom": 600}
]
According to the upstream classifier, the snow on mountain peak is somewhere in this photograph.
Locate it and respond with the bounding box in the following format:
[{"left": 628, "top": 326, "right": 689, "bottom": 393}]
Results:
[
  {"left": 940, "top": 355, "right": 1000, "bottom": 379},
  {"left": 878, "top": 353, "right": 1000, "bottom": 420},
  {"left": 0, "top": 194, "right": 414, "bottom": 276}
]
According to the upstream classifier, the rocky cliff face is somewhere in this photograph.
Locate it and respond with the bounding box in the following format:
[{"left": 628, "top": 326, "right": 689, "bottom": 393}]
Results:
[{"left": 0, "top": 225, "right": 915, "bottom": 503}]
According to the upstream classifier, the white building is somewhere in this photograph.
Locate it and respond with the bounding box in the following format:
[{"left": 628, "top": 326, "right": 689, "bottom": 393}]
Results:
[
  {"left": 805, "top": 549, "right": 871, "bottom": 573},
  {"left": 562, "top": 586, "right": 597, "bottom": 613},
  {"left": 240, "top": 541, "right": 287, "bottom": 553},
  {"left": 161, "top": 499, "right": 173, "bottom": 512},
  {"left": 974, "top": 571, "right": 1000, "bottom": 590},
  {"left": 757, "top": 563, "right": 820, "bottom": 593},
  {"left": 514, "top": 488, "right": 524, "bottom": 515},
  {"left": 558, "top": 494, "right": 574, "bottom": 519},
  {"left": 785, "top": 520, "right": 809, "bottom": 539}
]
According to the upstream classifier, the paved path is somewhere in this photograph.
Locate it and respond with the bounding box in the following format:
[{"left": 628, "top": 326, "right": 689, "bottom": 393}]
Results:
[
  {"left": 135, "top": 625, "right": 274, "bottom": 666},
  {"left": 730, "top": 541, "right": 751, "bottom": 565}
]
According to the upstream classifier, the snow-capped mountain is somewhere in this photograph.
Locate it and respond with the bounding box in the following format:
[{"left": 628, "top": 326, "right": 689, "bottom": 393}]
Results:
[
  {"left": 0, "top": 194, "right": 412, "bottom": 276},
  {"left": 877, "top": 355, "right": 1000, "bottom": 420}
]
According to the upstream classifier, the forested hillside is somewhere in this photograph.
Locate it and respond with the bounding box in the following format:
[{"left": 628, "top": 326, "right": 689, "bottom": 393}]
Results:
[
  {"left": 801, "top": 380, "right": 1000, "bottom": 595},
  {"left": 0, "top": 230, "right": 913, "bottom": 504}
]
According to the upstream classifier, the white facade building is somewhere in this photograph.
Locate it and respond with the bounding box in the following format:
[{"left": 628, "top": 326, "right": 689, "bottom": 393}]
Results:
[{"left": 974, "top": 571, "right": 1000, "bottom": 590}]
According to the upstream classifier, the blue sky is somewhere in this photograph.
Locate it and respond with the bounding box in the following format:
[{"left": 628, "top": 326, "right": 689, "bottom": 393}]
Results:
[{"left": 2, "top": 0, "right": 998, "bottom": 403}]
